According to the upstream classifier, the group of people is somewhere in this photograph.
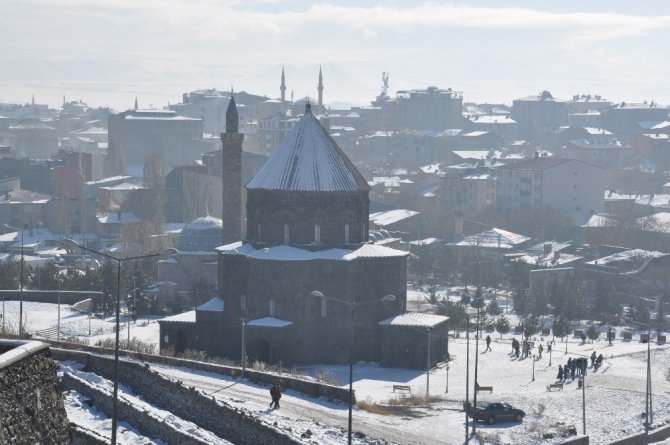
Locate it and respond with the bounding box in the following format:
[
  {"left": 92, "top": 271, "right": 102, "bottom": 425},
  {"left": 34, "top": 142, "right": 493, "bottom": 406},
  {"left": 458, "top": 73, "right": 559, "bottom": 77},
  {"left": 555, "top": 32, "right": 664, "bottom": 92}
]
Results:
[{"left": 556, "top": 353, "right": 602, "bottom": 381}]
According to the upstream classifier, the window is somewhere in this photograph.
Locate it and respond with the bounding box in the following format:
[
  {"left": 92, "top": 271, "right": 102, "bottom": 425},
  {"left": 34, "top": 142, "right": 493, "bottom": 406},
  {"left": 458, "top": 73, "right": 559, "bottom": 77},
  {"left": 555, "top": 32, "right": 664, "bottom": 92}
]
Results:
[
  {"left": 321, "top": 297, "right": 327, "bottom": 318},
  {"left": 240, "top": 295, "right": 246, "bottom": 312},
  {"left": 284, "top": 224, "right": 290, "bottom": 244},
  {"left": 314, "top": 224, "right": 321, "bottom": 244},
  {"left": 164, "top": 335, "right": 169, "bottom": 343},
  {"left": 270, "top": 299, "right": 276, "bottom": 317},
  {"left": 344, "top": 224, "right": 350, "bottom": 244}
]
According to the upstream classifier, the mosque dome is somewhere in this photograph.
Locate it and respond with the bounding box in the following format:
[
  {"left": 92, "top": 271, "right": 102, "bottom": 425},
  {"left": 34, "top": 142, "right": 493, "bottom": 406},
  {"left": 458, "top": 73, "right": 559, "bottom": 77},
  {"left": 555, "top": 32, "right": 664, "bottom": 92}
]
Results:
[{"left": 176, "top": 216, "right": 223, "bottom": 252}]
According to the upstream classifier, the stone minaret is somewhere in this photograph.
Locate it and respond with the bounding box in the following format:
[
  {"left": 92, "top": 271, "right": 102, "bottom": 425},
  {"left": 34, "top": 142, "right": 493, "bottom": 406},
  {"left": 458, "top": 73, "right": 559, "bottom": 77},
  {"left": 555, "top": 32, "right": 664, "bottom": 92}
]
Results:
[
  {"left": 280, "top": 66, "right": 286, "bottom": 114},
  {"left": 221, "top": 95, "right": 244, "bottom": 244},
  {"left": 317, "top": 66, "right": 324, "bottom": 115}
]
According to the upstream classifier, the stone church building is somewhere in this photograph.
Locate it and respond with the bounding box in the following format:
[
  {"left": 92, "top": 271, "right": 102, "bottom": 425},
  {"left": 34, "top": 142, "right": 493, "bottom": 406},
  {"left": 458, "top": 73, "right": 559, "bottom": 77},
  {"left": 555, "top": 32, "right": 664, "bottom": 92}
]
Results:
[{"left": 159, "top": 95, "right": 448, "bottom": 369}]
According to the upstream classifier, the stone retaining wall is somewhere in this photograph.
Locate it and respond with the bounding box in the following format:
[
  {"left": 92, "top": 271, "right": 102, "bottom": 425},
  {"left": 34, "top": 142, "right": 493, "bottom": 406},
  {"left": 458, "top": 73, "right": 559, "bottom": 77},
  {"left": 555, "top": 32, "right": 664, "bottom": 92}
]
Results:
[
  {"left": 560, "top": 435, "right": 589, "bottom": 445},
  {"left": 0, "top": 289, "right": 102, "bottom": 305},
  {"left": 607, "top": 422, "right": 670, "bottom": 445},
  {"left": 70, "top": 423, "right": 113, "bottom": 445},
  {"left": 62, "top": 373, "right": 217, "bottom": 445},
  {"left": 55, "top": 348, "right": 305, "bottom": 445},
  {"left": 0, "top": 340, "right": 70, "bottom": 444},
  {"left": 49, "top": 340, "right": 351, "bottom": 402}
]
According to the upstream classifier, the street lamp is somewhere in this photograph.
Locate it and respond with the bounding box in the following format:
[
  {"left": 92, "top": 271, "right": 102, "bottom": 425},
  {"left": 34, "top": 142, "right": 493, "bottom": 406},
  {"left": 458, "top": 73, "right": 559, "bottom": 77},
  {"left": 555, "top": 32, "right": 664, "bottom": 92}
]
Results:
[
  {"left": 5, "top": 224, "right": 24, "bottom": 336},
  {"left": 471, "top": 292, "right": 484, "bottom": 437},
  {"left": 62, "top": 238, "right": 177, "bottom": 445},
  {"left": 625, "top": 316, "right": 653, "bottom": 444},
  {"left": 310, "top": 290, "right": 396, "bottom": 445}
]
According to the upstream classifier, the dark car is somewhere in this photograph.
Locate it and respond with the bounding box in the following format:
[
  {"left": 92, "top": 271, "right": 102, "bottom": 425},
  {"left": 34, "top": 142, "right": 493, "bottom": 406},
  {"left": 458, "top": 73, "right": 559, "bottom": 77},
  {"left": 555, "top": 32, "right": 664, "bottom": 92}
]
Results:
[{"left": 467, "top": 402, "right": 525, "bottom": 424}]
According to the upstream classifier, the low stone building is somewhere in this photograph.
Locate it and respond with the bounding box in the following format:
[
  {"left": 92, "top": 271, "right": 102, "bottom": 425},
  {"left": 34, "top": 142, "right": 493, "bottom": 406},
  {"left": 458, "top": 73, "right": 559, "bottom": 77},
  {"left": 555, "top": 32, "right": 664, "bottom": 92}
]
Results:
[{"left": 0, "top": 340, "right": 70, "bottom": 444}]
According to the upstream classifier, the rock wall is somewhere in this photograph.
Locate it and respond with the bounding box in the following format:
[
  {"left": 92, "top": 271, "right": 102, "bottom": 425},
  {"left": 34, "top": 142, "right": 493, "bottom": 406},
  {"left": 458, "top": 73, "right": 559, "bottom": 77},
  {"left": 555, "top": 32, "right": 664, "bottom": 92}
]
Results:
[
  {"left": 0, "top": 340, "right": 70, "bottom": 444},
  {"left": 62, "top": 373, "right": 218, "bottom": 445},
  {"left": 50, "top": 341, "right": 350, "bottom": 402},
  {"left": 55, "top": 348, "right": 305, "bottom": 445}
]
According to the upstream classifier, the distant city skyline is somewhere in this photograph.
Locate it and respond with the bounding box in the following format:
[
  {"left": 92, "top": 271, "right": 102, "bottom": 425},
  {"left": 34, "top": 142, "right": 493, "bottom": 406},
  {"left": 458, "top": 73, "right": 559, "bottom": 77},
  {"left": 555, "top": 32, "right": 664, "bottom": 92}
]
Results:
[{"left": 2, "top": 1, "right": 669, "bottom": 111}]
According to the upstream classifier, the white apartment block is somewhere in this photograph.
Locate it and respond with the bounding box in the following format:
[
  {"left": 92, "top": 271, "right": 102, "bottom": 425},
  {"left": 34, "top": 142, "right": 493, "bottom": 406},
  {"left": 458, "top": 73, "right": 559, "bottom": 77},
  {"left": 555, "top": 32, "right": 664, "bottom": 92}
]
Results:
[{"left": 495, "top": 155, "right": 605, "bottom": 219}]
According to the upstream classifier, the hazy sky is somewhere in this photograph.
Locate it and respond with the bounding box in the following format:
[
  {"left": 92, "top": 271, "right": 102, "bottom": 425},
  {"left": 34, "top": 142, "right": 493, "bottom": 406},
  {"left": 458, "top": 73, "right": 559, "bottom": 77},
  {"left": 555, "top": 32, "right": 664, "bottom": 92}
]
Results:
[{"left": 2, "top": 0, "right": 669, "bottom": 111}]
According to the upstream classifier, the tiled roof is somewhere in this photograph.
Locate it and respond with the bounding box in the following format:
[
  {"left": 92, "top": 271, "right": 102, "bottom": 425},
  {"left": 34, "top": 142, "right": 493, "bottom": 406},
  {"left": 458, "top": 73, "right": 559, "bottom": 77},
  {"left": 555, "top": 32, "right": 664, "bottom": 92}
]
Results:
[{"left": 246, "top": 109, "right": 369, "bottom": 192}]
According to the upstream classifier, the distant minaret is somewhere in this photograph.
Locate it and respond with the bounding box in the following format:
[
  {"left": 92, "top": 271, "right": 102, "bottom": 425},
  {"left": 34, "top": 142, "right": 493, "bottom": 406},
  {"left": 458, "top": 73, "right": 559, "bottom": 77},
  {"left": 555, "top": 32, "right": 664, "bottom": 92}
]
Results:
[
  {"left": 221, "top": 95, "right": 245, "bottom": 244},
  {"left": 31, "top": 94, "right": 35, "bottom": 106},
  {"left": 280, "top": 66, "right": 286, "bottom": 114},
  {"left": 134, "top": 97, "right": 138, "bottom": 110},
  {"left": 317, "top": 66, "right": 324, "bottom": 115},
  {"left": 63, "top": 95, "right": 66, "bottom": 108}
]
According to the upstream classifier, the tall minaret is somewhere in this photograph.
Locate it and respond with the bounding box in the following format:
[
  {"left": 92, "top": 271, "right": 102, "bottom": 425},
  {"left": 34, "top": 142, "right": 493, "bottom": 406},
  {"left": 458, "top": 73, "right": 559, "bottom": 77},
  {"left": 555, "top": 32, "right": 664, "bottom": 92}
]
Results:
[
  {"left": 280, "top": 66, "right": 287, "bottom": 115},
  {"left": 221, "top": 95, "right": 245, "bottom": 244},
  {"left": 317, "top": 66, "right": 324, "bottom": 115},
  {"left": 134, "top": 97, "right": 138, "bottom": 110}
]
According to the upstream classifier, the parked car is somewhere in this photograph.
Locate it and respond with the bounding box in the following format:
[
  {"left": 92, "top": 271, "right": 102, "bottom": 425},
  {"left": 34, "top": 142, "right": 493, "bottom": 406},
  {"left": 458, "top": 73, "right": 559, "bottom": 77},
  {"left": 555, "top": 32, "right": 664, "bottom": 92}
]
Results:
[{"left": 467, "top": 402, "right": 525, "bottom": 424}]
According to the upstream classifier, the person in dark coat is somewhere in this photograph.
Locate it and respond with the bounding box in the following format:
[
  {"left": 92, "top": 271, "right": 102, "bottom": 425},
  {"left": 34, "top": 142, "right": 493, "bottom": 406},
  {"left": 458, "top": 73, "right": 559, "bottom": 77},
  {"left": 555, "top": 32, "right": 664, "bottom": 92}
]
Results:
[
  {"left": 557, "top": 364, "right": 563, "bottom": 380},
  {"left": 270, "top": 383, "right": 282, "bottom": 409},
  {"left": 485, "top": 335, "right": 492, "bottom": 352},
  {"left": 570, "top": 361, "right": 576, "bottom": 380},
  {"left": 590, "top": 351, "right": 597, "bottom": 367}
]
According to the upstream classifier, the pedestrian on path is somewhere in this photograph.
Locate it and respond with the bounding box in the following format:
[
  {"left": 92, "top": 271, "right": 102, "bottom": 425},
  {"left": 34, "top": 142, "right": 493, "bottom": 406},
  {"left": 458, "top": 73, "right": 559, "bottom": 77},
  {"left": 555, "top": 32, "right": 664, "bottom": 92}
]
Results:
[{"left": 270, "top": 383, "right": 282, "bottom": 409}]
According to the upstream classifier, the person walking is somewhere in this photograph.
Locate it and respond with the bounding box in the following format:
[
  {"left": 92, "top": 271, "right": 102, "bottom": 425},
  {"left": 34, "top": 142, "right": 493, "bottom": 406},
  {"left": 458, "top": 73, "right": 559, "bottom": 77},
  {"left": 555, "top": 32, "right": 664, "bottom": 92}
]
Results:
[
  {"left": 485, "top": 335, "right": 492, "bottom": 352},
  {"left": 270, "top": 383, "right": 282, "bottom": 409},
  {"left": 537, "top": 343, "right": 543, "bottom": 359},
  {"left": 557, "top": 364, "right": 563, "bottom": 381}
]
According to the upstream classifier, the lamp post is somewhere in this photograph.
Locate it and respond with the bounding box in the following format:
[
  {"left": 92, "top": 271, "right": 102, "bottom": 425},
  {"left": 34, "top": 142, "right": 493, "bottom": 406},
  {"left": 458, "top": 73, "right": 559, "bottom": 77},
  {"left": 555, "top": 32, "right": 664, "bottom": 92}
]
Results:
[
  {"left": 625, "top": 317, "right": 653, "bottom": 444},
  {"left": 310, "top": 290, "right": 396, "bottom": 445},
  {"left": 582, "top": 373, "right": 586, "bottom": 435},
  {"left": 62, "top": 238, "right": 177, "bottom": 445},
  {"left": 426, "top": 327, "right": 432, "bottom": 396},
  {"left": 471, "top": 293, "right": 483, "bottom": 437},
  {"left": 57, "top": 275, "right": 61, "bottom": 341},
  {"left": 5, "top": 224, "right": 24, "bottom": 336}
]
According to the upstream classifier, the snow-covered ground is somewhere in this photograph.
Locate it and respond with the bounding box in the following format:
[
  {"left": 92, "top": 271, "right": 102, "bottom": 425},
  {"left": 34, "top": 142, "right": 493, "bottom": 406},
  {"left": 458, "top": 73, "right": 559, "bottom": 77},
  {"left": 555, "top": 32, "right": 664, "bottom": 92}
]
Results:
[{"left": 5, "top": 298, "right": 670, "bottom": 444}]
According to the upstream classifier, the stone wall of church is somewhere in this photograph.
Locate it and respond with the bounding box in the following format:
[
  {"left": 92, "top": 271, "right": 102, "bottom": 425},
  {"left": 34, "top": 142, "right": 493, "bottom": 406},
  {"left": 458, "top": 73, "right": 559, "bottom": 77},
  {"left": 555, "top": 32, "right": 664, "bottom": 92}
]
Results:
[
  {"left": 219, "top": 253, "right": 409, "bottom": 366},
  {"left": 246, "top": 190, "right": 370, "bottom": 245}
]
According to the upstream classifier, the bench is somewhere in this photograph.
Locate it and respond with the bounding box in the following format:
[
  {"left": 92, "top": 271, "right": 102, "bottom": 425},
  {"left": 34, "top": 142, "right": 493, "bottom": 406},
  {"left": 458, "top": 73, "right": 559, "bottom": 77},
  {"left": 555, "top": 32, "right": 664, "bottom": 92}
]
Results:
[
  {"left": 546, "top": 383, "right": 564, "bottom": 391},
  {"left": 392, "top": 384, "right": 411, "bottom": 393},
  {"left": 476, "top": 386, "right": 493, "bottom": 393}
]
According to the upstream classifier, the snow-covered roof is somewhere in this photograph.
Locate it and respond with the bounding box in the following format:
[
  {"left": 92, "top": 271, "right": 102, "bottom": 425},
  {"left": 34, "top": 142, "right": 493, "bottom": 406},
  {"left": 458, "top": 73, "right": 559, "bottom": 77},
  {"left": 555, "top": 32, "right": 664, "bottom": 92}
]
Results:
[
  {"left": 635, "top": 212, "right": 670, "bottom": 233},
  {"left": 196, "top": 297, "right": 224, "bottom": 312},
  {"left": 369, "top": 209, "right": 420, "bottom": 227},
  {"left": 160, "top": 310, "right": 196, "bottom": 323},
  {"left": 97, "top": 212, "right": 139, "bottom": 224},
  {"left": 368, "top": 176, "right": 413, "bottom": 188},
  {"left": 409, "top": 238, "right": 443, "bottom": 246},
  {"left": 450, "top": 228, "right": 530, "bottom": 249},
  {"left": 246, "top": 108, "right": 369, "bottom": 192},
  {"left": 99, "top": 182, "right": 144, "bottom": 191},
  {"left": 247, "top": 317, "right": 293, "bottom": 328},
  {"left": 585, "top": 249, "right": 668, "bottom": 275},
  {"left": 379, "top": 312, "right": 448, "bottom": 328},
  {"left": 217, "top": 242, "right": 408, "bottom": 261}
]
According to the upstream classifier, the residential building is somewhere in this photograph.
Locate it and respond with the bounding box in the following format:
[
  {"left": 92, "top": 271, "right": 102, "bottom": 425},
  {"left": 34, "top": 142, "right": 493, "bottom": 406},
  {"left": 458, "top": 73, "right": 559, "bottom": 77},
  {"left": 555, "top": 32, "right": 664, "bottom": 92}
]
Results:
[{"left": 495, "top": 155, "right": 605, "bottom": 219}]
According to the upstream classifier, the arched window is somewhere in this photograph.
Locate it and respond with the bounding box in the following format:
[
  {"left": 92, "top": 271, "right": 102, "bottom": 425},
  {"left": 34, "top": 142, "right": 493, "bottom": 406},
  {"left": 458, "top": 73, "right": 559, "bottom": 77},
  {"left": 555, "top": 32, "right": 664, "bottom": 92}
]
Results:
[
  {"left": 321, "top": 297, "right": 327, "bottom": 318},
  {"left": 284, "top": 224, "right": 290, "bottom": 244},
  {"left": 270, "top": 299, "right": 276, "bottom": 317},
  {"left": 240, "top": 295, "right": 246, "bottom": 312},
  {"left": 314, "top": 224, "right": 321, "bottom": 244},
  {"left": 344, "top": 224, "right": 350, "bottom": 244}
]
